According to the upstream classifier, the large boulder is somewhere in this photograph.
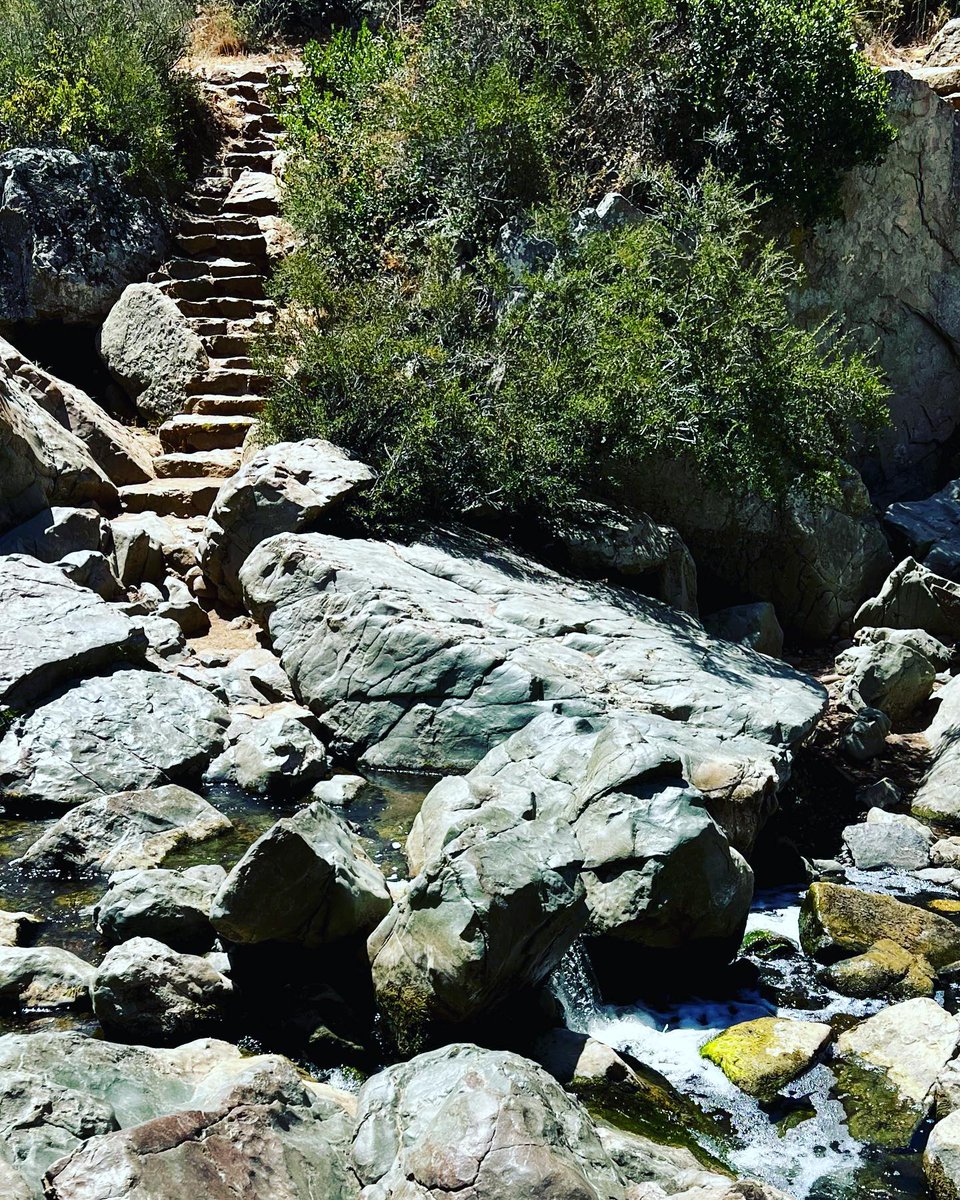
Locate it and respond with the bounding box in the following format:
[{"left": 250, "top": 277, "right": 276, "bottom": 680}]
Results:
[
  {"left": 834, "top": 998, "right": 960, "bottom": 1147},
  {"left": 0, "top": 947, "right": 94, "bottom": 1010},
  {"left": 702, "top": 602, "right": 784, "bottom": 658},
  {"left": 0, "top": 148, "right": 166, "bottom": 322},
  {"left": 913, "top": 674, "right": 960, "bottom": 825},
  {"left": 0, "top": 335, "right": 155, "bottom": 485},
  {"left": 211, "top": 801, "right": 391, "bottom": 949},
  {"left": 43, "top": 1099, "right": 357, "bottom": 1200},
  {"left": 611, "top": 458, "right": 890, "bottom": 640},
  {"left": 92, "top": 937, "right": 234, "bottom": 1044},
  {"left": 239, "top": 529, "right": 826, "bottom": 775},
  {"left": 793, "top": 70, "right": 960, "bottom": 502},
  {"left": 926, "top": 1109, "right": 960, "bottom": 1200},
  {"left": 886, "top": 478, "right": 960, "bottom": 582},
  {"left": 349, "top": 1043, "right": 626, "bottom": 1200},
  {"left": 835, "top": 627, "right": 939, "bottom": 725},
  {"left": 94, "top": 866, "right": 225, "bottom": 953},
  {"left": 0, "top": 364, "right": 116, "bottom": 534},
  {"left": 369, "top": 816, "right": 586, "bottom": 1052},
  {"left": 0, "top": 508, "right": 104, "bottom": 562},
  {"left": 200, "top": 439, "right": 374, "bottom": 607},
  {"left": 855, "top": 557, "right": 960, "bottom": 640},
  {"left": 204, "top": 703, "right": 329, "bottom": 796},
  {"left": 700, "top": 1016, "right": 832, "bottom": 1100},
  {"left": 0, "top": 556, "right": 146, "bottom": 710},
  {"left": 842, "top": 809, "right": 934, "bottom": 871},
  {"left": 15, "top": 785, "right": 232, "bottom": 875},
  {"left": 98, "top": 283, "right": 208, "bottom": 425},
  {"left": 0, "top": 669, "right": 229, "bottom": 810}
]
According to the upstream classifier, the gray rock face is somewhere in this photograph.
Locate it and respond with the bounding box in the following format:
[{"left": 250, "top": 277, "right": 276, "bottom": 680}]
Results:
[
  {"left": 369, "top": 814, "right": 586, "bottom": 1050},
  {"left": 855, "top": 558, "right": 960, "bottom": 640},
  {"left": 0, "top": 508, "right": 104, "bottom": 562},
  {"left": 613, "top": 459, "right": 890, "bottom": 640},
  {"left": 0, "top": 365, "right": 116, "bottom": 535},
  {"left": 92, "top": 937, "right": 234, "bottom": 1044},
  {"left": 211, "top": 801, "right": 391, "bottom": 948},
  {"left": 98, "top": 283, "right": 208, "bottom": 425},
  {"left": 95, "top": 866, "right": 226, "bottom": 953},
  {"left": 842, "top": 809, "right": 934, "bottom": 871},
  {"left": 886, "top": 479, "right": 960, "bottom": 582},
  {"left": 0, "top": 947, "right": 94, "bottom": 1010},
  {"left": 240, "top": 530, "right": 825, "bottom": 775},
  {"left": 913, "top": 676, "right": 960, "bottom": 825},
  {"left": 204, "top": 703, "right": 329, "bottom": 796},
  {"left": 0, "top": 669, "right": 229, "bottom": 809},
  {"left": 0, "top": 557, "right": 146, "bottom": 711},
  {"left": 0, "top": 335, "right": 155, "bottom": 486},
  {"left": 15, "top": 785, "right": 232, "bottom": 875},
  {"left": 43, "top": 1099, "right": 358, "bottom": 1200},
  {"left": 927, "top": 1110, "right": 960, "bottom": 1200},
  {"left": 0, "top": 1031, "right": 338, "bottom": 1192},
  {"left": 794, "top": 71, "right": 960, "bottom": 501},
  {"left": 836, "top": 626, "right": 940, "bottom": 725},
  {"left": 350, "top": 1043, "right": 626, "bottom": 1200},
  {"left": 58, "top": 551, "right": 124, "bottom": 600},
  {"left": 201, "top": 439, "right": 374, "bottom": 607},
  {"left": 703, "top": 602, "right": 785, "bottom": 658},
  {"left": 0, "top": 148, "right": 166, "bottom": 322}
]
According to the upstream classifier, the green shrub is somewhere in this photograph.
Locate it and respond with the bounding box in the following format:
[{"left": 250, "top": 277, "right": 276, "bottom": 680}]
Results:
[
  {"left": 0, "top": 0, "right": 194, "bottom": 188},
  {"left": 665, "top": 0, "right": 895, "bottom": 219},
  {"left": 263, "top": 171, "right": 889, "bottom": 529}
]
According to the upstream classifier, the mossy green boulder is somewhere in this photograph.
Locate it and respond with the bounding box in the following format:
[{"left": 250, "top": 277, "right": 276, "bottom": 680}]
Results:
[
  {"left": 821, "top": 938, "right": 936, "bottom": 1000},
  {"left": 800, "top": 882, "right": 960, "bottom": 969},
  {"left": 701, "top": 1016, "right": 832, "bottom": 1101}
]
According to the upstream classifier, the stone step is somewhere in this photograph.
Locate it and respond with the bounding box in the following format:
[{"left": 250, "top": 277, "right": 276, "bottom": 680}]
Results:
[
  {"left": 188, "top": 368, "right": 266, "bottom": 395},
  {"left": 238, "top": 100, "right": 271, "bottom": 117},
  {"left": 177, "top": 296, "right": 275, "bottom": 320},
  {"left": 203, "top": 333, "right": 254, "bottom": 357},
  {"left": 155, "top": 449, "right": 241, "bottom": 479},
  {"left": 119, "top": 477, "right": 222, "bottom": 517},
  {"left": 175, "top": 233, "right": 268, "bottom": 261},
  {"left": 208, "top": 355, "right": 254, "bottom": 371},
  {"left": 158, "top": 414, "right": 257, "bottom": 453},
  {"left": 176, "top": 214, "right": 261, "bottom": 238},
  {"left": 223, "top": 151, "right": 276, "bottom": 173},
  {"left": 182, "top": 194, "right": 224, "bottom": 216},
  {"left": 187, "top": 394, "right": 265, "bottom": 416},
  {"left": 165, "top": 257, "right": 265, "bottom": 281},
  {"left": 162, "top": 274, "right": 266, "bottom": 302},
  {"left": 243, "top": 115, "right": 283, "bottom": 137},
  {"left": 224, "top": 81, "right": 269, "bottom": 102}
]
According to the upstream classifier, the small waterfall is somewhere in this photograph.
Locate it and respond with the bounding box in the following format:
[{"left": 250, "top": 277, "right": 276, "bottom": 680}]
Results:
[{"left": 550, "top": 939, "right": 602, "bottom": 1031}]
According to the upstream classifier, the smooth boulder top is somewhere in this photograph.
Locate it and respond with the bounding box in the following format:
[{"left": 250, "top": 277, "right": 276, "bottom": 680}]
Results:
[
  {"left": 0, "top": 556, "right": 146, "bottom": 710},
  {"left": 240, "top": 529, "right": 827, "bottom": 773},
  {"left": 0, "top": 668, "right": 230, "bottom": 810},
  {"left": 914, "top": 674, "right": 960, "bottom": 826}
]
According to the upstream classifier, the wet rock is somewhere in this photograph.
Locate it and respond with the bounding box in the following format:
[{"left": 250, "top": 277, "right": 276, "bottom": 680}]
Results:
[
  {"left": 700, "top": 1016, "right": 831, "bottom": 1100},
  {"left": 703, "top": 602, "right": 784, "bottom": 658},
  {"left": 0, "top": 366, "right": 116, "bottom": 536},
  {"left": 201, "top": 439, "right": 374, "bottom": 607},
  {"left": 821, "top": 938, "right": 936, "bottom": 1000},
  {"left": 204, "top": 703, "right": 328, "bottom": 796},
  {"left": 99, "top": 283, "right": 208, "bottom": 425},
  {"left": 369, "top": 816, "right": 586, "bottom": 1052},
  {"left": 596, "top": 1124, "right": 729, "bottom": 1197},
  {"left": 15, "top": 785, "right": 232, "bottom": 875},
  {"left": 211, "top": 801, "right": 390, "bottom": 948},
  {"left": 350, "top": 1043, "right": 626, "bottom": 1199},
  {"left": 550, "top": 501, "right": 698, "bottom": 614},
  {"left": 92, "top": 937, "right": 234, "bottom": 1044},
  {"left": 834, "top": 998, "right": 960, "bottom": 1147},
  {"left": 913, "top": 676, "right": 960, "bottom": 825},
  {"left": 843, "top": 707, "right": 891, "bottom": 761},
  {"left": 43, "top": 1099, "right": 357, "bottom": 1200},
  {"left": 855, "top": 557, "right": 960, "bottom": 641},
  {"left": 800, "top": 882, "right": 960, "bottom": 969},
  {"left": 240, "top": 529, "right": 825, "bottom": 775},
  {"left": 0, "top": 147, "right": 166, "bottom": 322},
  {"left": 925, "top": 1109, "right": 960, "bottom": 1200},
  {"left": 836, "top": 628, "right": 939, "bottom": 724},
  {"left": 842, "top": 809, "right": 934, "bottom": 871},
  {"left": 0, "top": 557, "right": 146, "bottom": 711},
  {"left": 0, "top": 947, "right": 94, "bottom": 1010},
  {"left": 94, "top": 866, "right": 225, "bottom": 953},
  {"left": 311, "top": 775, "right": 366, "bottom": 808},
  {"left": 0, "top": 668, "right": 229, "bottom": 809}
]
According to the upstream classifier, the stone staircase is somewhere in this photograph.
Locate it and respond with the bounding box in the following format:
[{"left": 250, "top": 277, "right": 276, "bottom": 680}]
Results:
[{"left": 118, "top": 60, "right": 297, "bottom": 520}]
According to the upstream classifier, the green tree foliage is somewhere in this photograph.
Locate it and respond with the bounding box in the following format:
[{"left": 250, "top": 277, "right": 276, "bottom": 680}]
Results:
[
  {"left": 0, "top": 0, "right": 195, "bottom": 187},
  {"left": 264, "top": 0, "right": 893, "bottom": 529}
]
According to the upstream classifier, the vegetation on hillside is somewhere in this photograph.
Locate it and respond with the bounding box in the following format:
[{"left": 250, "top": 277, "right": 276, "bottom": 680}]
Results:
[
  {"left": 262, "top": 0, "right": 892, "bottom": 532},
  {"left": 0, "top": 0, "right": 196, "bottom": 187}
]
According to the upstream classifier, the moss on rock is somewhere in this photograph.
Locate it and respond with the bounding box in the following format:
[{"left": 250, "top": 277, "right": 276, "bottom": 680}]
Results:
[{"left": 701, "top": 1016, "right": 832, "bottom": 1101}]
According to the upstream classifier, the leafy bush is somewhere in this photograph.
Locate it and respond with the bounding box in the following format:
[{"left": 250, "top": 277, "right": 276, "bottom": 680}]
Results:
[
  {"left": 263, "top": 172, "right": 889, "bottom": 529},
  {"left": 0, "top": 0, "right": 195, "bottom": 187},
  {"left": 666, "top": 0, "right": 895, "bottom": 219}
]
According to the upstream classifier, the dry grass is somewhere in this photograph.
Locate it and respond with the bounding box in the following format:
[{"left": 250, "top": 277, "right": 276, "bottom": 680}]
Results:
[{"left": 189, "top": 0, "right": 250, "bottom": 57}]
